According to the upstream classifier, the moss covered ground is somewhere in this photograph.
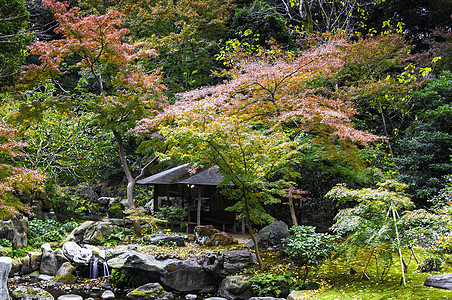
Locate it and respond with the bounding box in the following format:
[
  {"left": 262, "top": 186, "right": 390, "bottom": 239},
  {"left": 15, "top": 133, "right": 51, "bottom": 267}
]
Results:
[{"left": 240, "top": 247, "right": 452, "bottom": 299}]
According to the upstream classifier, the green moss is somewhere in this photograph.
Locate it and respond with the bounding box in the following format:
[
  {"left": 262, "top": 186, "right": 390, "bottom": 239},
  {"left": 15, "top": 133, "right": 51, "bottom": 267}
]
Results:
[
  {"left": 310, "top": 248, "right": 452, "bottom": 299},
  {"left": 110, "top": 268, "right": 151, "bottom": 288},
  {"left": 107, "top": 202, "right": 125, "bottom": 218}
]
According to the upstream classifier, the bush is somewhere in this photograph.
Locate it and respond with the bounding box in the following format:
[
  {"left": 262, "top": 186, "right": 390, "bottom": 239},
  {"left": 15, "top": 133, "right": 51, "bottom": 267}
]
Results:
[
  {"left": 155, "top": 205, "right": 187, "bottom": 222},
  {"left": 251, "top": 272, "right": 304, "bottom": 298},
  {"left": 282, "top": 226, "right": 336, "bottom": 275},
  {"left": 419, "top": 256, "right": 443, "bottom": 272},
  {"left": 29, "top": 219, "right": 64, "bottom": 247}
]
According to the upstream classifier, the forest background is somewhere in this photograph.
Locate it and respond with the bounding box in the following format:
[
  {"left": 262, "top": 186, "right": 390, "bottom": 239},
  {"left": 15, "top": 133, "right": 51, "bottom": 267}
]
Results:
[{"left": 0, "top": 0, "right": 451, "bottom": 228}]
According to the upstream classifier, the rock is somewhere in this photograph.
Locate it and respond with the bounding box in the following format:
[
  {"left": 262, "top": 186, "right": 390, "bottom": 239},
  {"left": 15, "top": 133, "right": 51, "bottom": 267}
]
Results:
[
  {"left": 126, "top": 283, "right": 174, "bottom": 300},
  {"left": 54, "top": 262, "right": 77, "bottom": 284},
  {"left": 107, "top": 202, "right": 125, "bottom": 218},
  {"left": 54, "top": 249, "right": 70, "bottom": 271},
  {"left": 10, "top": 258, "right": 21, "bottom": 276},
  {"left": 101, "top": 290, "right": 115, "bottom": 299},
  {"left": 141, "top": 234, "right": 185, "bottom": 247},
  {"left": 185, "top": 294, "right": 197, "bottom": 300},
  {"left": 0, "top": 220, "right": 27, "bottom": 250},
  {"left": 40, "top": 243, "right": 57, "bottom": 275},
  {"left": 287, "top": 290, "right": 310, "bottom": 300},
  {"left": 82, "top": 222, "right": 113, "bottom": 245},
  {"left": 20, "top": 255, "right": 32, "bottom": 275},
  {"left": 244, "top": 221, "right": 289, "bottom": 250},
  {"left": 12, "top": 286, "right": 54, "bottom": 300},
  {"left": 424, "top": 273, "right": 452, "bottom": 290},
  {"left": 204, "top": 298, "right": 227, "bottom": 300},
  {"left": 105, "top": 245, "right": 141, "bottom": 261},
  {"left": 76, "top": 184, "right": 98, "bottom": 202},
  {"left": 102, "top": 218, "right": 133, "bottom": 227},
  {"left": 198, "top": 250, "right": 256, "bottom": 278},
  {"left": 29, "top": 252, "right": 42, "bottom": 272},
  {"left": 37, "top": 274, "right": 54, "bottom": 281},
  {"left": 194, "top": 225, "right": 238, "bottom": 246},
  {"left": 57, "top": 296, "right": 83, "bottom": 300},
  {"left": 12, "top": 232, "right": 27, "bottom": 250},
  {"left": 15, "top": 218, "right": 30, "bottom": 237},
  {"left": 62, "top": 242, "right": 92, "bottom": 265},
  {"left": 0, "top": 257, "right": 12, "bottom": 300},
  {"left": 107, "top": 251, "right": 177, "bottom": 272},
  {"left": 160, "top": 260, "right": 217, "bottom": 293},
  {"left": 69, "top": 221, "right": 95, "bottom": 243},
  {"left": 218, "top": 276, "right": 253, "bottom": 300}
]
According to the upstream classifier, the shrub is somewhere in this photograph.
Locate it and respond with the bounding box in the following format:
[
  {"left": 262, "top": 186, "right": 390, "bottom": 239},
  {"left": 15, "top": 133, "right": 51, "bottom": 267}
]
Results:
[
  {"left": 155, "top": 205, "right": 187, "bottom": 222},
  {"left": 251, "top": 272, "right": 303, "bottom": 298},
  {"left": 0, "top": 238, "right": 12, "bottom": 247},
  {"left": 419, "top": 256, "right": 443, "bottom": 272},
  {"left": 282, "top": 225, "right": 336, "bottom": 279}
]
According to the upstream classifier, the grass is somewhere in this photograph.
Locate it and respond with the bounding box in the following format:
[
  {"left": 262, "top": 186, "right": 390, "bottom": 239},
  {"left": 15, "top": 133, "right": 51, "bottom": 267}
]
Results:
[
  {"left": 240, "top": 247, "right": 452, "bottom": 299},
  {"left": 308, "top": 248, "right": 452, "bottom": 300}
]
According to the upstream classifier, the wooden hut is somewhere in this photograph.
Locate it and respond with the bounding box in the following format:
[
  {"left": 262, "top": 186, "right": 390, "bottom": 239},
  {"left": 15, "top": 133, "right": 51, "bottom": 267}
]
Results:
[{"left": 137, "top": 165, "right": 236, "bottom": 231}]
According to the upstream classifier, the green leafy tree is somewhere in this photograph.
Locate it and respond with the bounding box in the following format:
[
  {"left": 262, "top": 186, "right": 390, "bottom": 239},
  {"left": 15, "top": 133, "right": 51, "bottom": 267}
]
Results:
[
  {"left": 327, "top": 180, "right": 414, "bottom": 283},
  {"left": 393, "top": 71, "right": 452, "bottom": 204},
  {"left": 21, "top": 0, "right": 166, "bottom": 207},
  {"left": 0, "top": 0, "right": 33, "bottom": 87}
]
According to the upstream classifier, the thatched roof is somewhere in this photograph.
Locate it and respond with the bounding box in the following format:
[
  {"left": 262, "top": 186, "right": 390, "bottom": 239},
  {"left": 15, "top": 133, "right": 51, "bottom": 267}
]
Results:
[
  {"left": 180, "top": 166, "right": 223, "bottom": 186},
  {"left": 137, "top": 164, "right": 224, "bottom": 186},
  {"left": 136, "top": 164, "right": 191, "bottom": 185}
]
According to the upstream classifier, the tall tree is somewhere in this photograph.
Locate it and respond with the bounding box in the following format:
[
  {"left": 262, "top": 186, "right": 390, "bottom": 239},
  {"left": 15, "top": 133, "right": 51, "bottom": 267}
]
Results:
[
  {"left": 137, "top": 36, "right": 382, "bottom": 264},
  {"left": 21, "top": 0, "right": 166, "bottom": 207},
  {"left": 0, "top": 0, "right": 33, "bottom": 87}
]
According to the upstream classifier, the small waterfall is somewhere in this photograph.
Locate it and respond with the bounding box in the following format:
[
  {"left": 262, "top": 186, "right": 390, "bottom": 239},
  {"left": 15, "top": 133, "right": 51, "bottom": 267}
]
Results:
[
  {"left": 103, "top": 260, "right": 110, "bottom": 277},
  {"left": 89, "top": 256, "right": 99, "bottom": 279},
  {"left": 89, "top": 256, "right": 110, "bottom": 279}
]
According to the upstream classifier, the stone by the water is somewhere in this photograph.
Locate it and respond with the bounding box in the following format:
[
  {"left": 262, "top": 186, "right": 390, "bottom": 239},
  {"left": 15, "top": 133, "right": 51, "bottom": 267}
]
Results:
[
  {"left": 57, "top": 295, "right": 83, "bottom": 300},
  {"left": 12, "top": 286, "right": 54, "bottom": 300},
  {"left": 0, "top": 256, "right": 12, "bottom": 300},
  {"left": 101, "top": 290, "right": 115, "bottom": 299}
]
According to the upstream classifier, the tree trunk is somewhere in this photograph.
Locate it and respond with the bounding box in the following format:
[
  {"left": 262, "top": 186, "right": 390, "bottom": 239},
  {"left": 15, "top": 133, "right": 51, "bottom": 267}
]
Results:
[
  {"left": 288, "top": 192, "right": 298, "bottom": 227},
  {"left": 244, "top": 194, "right": 264, "bottom": 269},
  {"left": 113, "top": 130, "right": 135, "bottom": 208}
]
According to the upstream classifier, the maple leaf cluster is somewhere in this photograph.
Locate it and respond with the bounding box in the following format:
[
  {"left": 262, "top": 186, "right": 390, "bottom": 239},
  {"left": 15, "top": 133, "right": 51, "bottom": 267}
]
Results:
[
  {"left": 137, "top": 36, "right": 380, "bottom": 145},
  {"left": 0, "top": 122, "right": 45, "bottom": 218}
]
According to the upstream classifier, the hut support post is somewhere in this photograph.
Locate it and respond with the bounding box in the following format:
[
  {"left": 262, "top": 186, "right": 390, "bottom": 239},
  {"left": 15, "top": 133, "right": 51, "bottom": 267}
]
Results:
[{"left": 197, "top": 189, "right": 201, "bottom": 226}]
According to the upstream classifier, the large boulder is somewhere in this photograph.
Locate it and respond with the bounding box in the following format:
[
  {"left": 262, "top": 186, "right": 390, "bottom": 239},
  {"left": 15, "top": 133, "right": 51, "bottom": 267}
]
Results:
[
  {"left": 198, "top": 250, "right": 256, "bottom": 278},
  {"left": 160, "top": 260, "right": 218, "bottom": 293},
  {"left": 424, "top": 273, "right": 452, "bottom": 290},
  {"left": 82, "top": 222, "right": 113, "bottom": 245},
  {"left": 244, "top": 221, "right": 289, "bottom": 250},
  {"left": 126, "top": 283, "right": 174, "bottom": 300},
  {"left": 218, "top": 276, "right": 253, "bottom": 300},
  {"left": 40, "top": 243, "right": 57, "bottom": 276},
  {"left": 29, "top": 252, "right": 42, "bottom": 272},
  {"left": 68, "top": 221, "right": 114, "bottom": 245},
  {"left": 12, "top": 286, "right": 54, "bottom": 300},
  {"left": 54, "top": 262, "right": 77, "bottom": 284},
  {"left": 107, "top": 251, "right": 177, "bottom": 273},
  {"left": 140, "top": 234, "right": 185, "bottom": 247},
  {"left": 194, "top": 225, "right": 238, "bottom": 246},
  {"left": 0, "top": 257, "right": 12, "bottom": 300},
  {"left": 0, "top": 220, "right": 27, "bottom": 250},
  {"left": 54, "top": 249, "right": 70, "bottom": 271},
  {"left": 62, "top": 242, "right": 92, "bottom": 265}
]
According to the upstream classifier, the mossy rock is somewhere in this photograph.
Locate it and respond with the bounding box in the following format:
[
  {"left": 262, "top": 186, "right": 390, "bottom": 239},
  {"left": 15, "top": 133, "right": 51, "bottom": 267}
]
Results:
[
  {"left": 110, "top": 268, "right": 153, "bottom": 288},
  {"left": 126, "top": 283, "right": 174, "bottom": 300},
  {"left": 107, "top": 202, "right": 125, "bottom": 219},
  {"left": 12, "top": 286, "right": 54, "bottom": 300}
]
